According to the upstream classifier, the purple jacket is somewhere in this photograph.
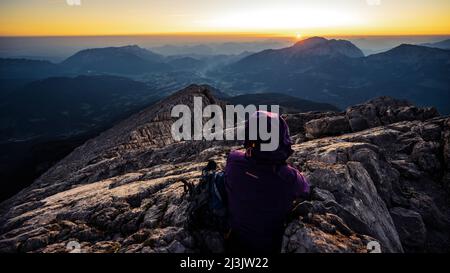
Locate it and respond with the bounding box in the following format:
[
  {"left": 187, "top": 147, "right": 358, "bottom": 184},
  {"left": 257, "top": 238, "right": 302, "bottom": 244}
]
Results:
[{"left": 225, "top": 111, "right": 310, "bottom": 252}]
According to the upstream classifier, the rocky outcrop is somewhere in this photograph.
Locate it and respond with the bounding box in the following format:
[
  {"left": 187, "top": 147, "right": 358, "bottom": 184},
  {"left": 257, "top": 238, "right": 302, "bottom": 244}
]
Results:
[
  {"left": 297, "top": 96, "right": 439, "bottom": 140},
  {"left": 0, "top": 86, "right": 449, "bottom": 253},
  {"left": 346, "top": 97, "right": 438, "bottom": 132},
  {"left": 305, "top": 116, "right": 350, "bottom": 138}
]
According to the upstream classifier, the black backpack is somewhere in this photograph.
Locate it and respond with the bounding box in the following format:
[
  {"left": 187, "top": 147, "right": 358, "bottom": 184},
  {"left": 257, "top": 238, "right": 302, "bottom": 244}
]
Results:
[{"left": 184, "top": 160, "right": 228, "bottom": 233}]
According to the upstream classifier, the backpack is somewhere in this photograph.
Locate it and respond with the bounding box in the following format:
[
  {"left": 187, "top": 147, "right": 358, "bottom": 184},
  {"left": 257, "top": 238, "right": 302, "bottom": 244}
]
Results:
[{"left": 184, "top": 160, "right": 229, "bottom": 233}]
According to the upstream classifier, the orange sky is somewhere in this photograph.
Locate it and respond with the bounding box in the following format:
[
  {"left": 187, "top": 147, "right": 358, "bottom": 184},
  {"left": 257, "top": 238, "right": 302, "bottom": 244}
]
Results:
[{"left": 1, "top": 0, "right": 449, "bottom": 37}]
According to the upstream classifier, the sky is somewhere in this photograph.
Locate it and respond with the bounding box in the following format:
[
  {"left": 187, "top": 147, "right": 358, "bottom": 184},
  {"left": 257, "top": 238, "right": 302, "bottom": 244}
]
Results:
[{"left": 0, "top": 0, "right": 450, "bottom": 37}]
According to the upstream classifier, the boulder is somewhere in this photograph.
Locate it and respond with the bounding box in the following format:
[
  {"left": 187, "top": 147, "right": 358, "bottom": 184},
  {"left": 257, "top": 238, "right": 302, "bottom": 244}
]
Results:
[
  {"left": 346, "top": 102, "right": 381, "bottom": 131},
  {"left": 284, "top": 111, "right": 337, "bottom": 135},
  {"left": 345, "top": 97, "right": 438, "bottom": 132},
  {"left": 282, "top": 214, "right": 372, "bottom": 253},
  {"left": 305, "top": 115, "right": 350, "bottom": 138}
]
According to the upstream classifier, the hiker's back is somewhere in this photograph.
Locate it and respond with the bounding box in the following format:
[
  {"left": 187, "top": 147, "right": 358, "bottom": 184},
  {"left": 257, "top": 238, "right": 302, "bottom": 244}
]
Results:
[
  {"left": 224, "top": 111, "right": 310, "bottom": 253},
  {"left": 225, "top": 150, "right": 306, "bottom": 253}
]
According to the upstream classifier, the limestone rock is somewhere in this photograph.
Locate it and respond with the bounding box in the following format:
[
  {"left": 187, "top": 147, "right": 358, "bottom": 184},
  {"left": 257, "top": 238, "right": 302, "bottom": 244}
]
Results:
[
  {"left": 345, "top": 97, "right": 438, "bottom": 132},
  {"left": 0, "top": 88, "right": 449, "bottom": 253},
  {"left": 305, "top": 116, "right": 350, "bottom": 138}
]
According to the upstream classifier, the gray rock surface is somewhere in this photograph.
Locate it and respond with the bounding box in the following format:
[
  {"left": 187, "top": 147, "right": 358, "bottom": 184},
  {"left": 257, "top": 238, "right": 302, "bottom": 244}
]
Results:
[
  {"left": 305, "top": 116, "right": 350, "bottom": 138},
  {"left": 0, "top": 85, "right": 449, "bottom": 253}
]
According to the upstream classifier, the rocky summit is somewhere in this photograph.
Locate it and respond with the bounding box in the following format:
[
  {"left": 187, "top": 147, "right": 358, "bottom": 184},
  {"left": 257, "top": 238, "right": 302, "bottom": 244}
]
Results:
[{"left": 0, "top": 85, "right": 449, "bottom": 253}]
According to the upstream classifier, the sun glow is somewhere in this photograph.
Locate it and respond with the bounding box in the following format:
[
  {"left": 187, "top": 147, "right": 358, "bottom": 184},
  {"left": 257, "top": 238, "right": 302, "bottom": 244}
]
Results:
[
  {"left": 202, "top": 8, "right": 362, "bottom": 31},
  {"left": 0, "top": 0, "right": 449, "bottom": 36}
]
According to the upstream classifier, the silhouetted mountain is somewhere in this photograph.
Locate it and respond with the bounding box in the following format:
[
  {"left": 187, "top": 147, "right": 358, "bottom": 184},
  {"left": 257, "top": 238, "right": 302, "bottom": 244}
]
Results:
[
  {"left": 165, "top": 53, "right": 253, "bottom": 72},
  {"left": 61, "top": 45, "right": 170, "bottom": 75},
  {"left": 152, "top": 44, "right": 215, "bottom": 56},
  {"left": 421, "top": 39, "right": 450, "bottom": 50},
  {"left": 229, "top": 37, "right": 364, "bottom": 73},
  {"left": 151, "top": 41, "right": 288, "bottom": 56},
  {"left": 0, "top": 45, "right": 255, "bottom": 82},
  {"left": 291, "top": 37, "right": 365, "bottom": 58},
  {"left": 227, "top": 93, "right": 339, "bottom": 113},
  {"left": 361, "top": 45, "right": 450, "bottom": 113},
  {"left": 219, "top": 40, "right": 450, "bottom": 114},
  {"left": 367, "top": 44, "right": 450, "bottom": 63},
  {"left": 0, "top": 58, "right": 64, "bottom": 79}
]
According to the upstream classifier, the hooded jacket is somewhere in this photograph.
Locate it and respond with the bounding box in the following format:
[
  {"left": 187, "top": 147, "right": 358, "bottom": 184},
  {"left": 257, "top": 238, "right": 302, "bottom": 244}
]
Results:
[{"left": 224, "top": 111, "right": 310, "bottom": 253}]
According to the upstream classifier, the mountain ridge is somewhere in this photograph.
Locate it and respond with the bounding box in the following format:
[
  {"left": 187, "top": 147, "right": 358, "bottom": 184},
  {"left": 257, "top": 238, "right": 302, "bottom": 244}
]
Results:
[
  {"left": 0, "top": 58, "right": 63, "bottom": 79},
  {"left": 229, "top": 37, "right": 364, "bottom": 73},
  {"left": 61, "top": 45, "right": 170, "bottom": 75}
]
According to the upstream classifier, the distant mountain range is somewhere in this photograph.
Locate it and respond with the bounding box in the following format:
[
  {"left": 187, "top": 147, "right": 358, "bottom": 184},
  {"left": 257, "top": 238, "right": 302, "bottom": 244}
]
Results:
[
  {"left": 150, "top": 40, "right": 288, "bottom": 56},
  {"left": 0, "top": 45, "right": 252, "bottom": 79},
  {"left": 227, "top": 37, "right": 364, "bottom": 73},
  {"left": 217, "top": 37, "right": 450, "bottom": 114},
  {"left": 1, "top": 46, "right": 170, "bottom": 79},
  {"left": 1, "top": 37, "right": 449, "bottom": 116},
  {"left": 61, "top": 45, "right": 170, "bottom": 75},
  {"left": 0, "top": 58, "right": 63, "bottom": 79}
]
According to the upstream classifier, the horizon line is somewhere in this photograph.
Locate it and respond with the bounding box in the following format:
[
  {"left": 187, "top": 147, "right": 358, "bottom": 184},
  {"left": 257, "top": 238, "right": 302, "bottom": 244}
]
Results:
[{"left": 1, "top": 32, "right": 450, "bottom": 39}]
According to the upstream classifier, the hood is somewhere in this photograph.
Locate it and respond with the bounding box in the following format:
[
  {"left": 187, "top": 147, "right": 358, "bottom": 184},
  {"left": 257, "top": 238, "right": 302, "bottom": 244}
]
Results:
[{"left": 244, "top": 111, "right": 294, "bottom": 164}]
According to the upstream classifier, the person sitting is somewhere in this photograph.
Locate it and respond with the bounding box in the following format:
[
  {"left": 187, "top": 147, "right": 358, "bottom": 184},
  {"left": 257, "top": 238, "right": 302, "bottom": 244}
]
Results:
[{"left": 224, "top": 111, "right": 310, "bottom": 253}]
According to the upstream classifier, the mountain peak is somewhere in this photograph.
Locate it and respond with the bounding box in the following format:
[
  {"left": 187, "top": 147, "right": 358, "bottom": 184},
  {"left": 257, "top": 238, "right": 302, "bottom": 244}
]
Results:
[
  {"left": 81, "top": 45, "right": 143, "bottom": 52},
  {"left": 229, "top": 37, "right": 364, "bottom": 74},
  {"left": 293, "top": 36, "right": 328, "bottom": 48},
  {"left": 122, "top": 44, "right": 141, "bottom": 49},
  {"left": 61, "top": 44, "right": 168, "bottom": 74},
  {"left": 289, "top": 37, "right": 364, "bottom": 58},
  {"left": 367, "top": 43, "right": 450, "bottom": 62}
]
